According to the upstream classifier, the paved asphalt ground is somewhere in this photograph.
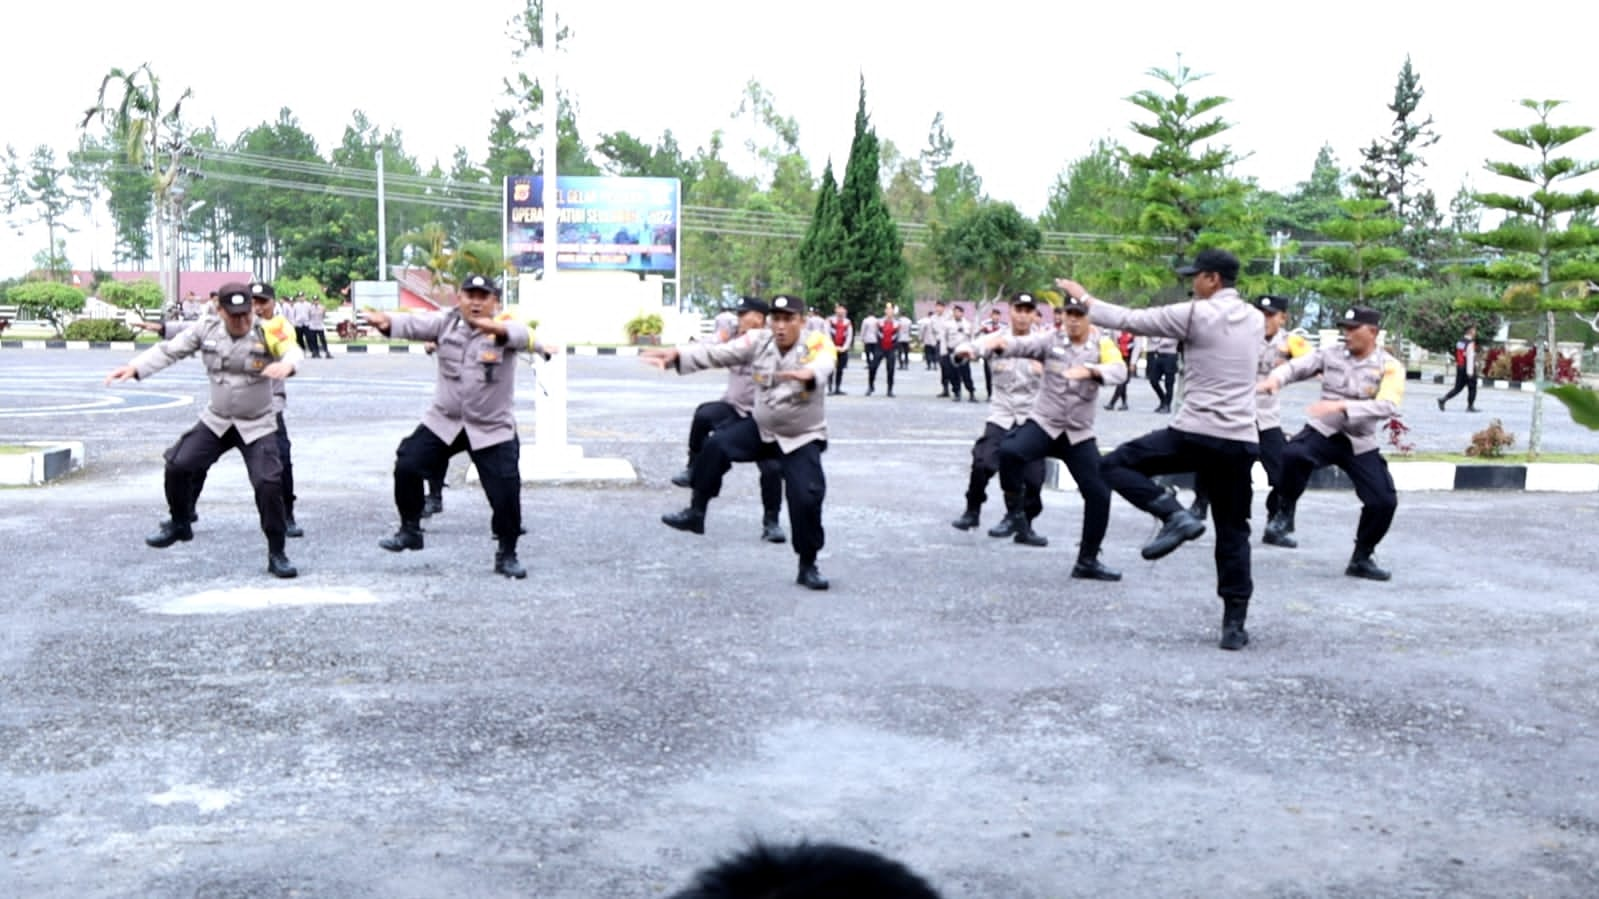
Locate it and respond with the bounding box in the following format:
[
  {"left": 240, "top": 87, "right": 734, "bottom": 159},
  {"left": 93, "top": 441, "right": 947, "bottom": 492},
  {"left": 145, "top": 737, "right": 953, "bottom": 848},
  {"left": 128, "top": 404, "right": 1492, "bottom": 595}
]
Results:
[{"left": 1, "top": 350, "right": 1596, "bottom": 897}]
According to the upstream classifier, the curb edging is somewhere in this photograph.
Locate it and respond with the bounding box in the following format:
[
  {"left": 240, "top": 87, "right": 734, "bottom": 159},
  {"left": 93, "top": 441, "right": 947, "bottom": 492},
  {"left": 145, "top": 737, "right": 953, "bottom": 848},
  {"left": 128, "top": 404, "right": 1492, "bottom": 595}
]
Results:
[{"left": 0, "top": 442, "right": 84, "bottom": 486}]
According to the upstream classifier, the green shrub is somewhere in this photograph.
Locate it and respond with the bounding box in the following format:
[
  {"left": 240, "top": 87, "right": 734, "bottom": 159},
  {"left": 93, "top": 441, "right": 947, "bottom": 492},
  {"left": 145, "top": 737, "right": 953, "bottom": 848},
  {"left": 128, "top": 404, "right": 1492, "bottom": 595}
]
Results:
[
  {"left": 625, "top": 312, "right": 663, "bottom": 341},
  {"left": 98, "top": 279, "right": 165, "bottom": 310},
  {"left": 64, "top": 319, "right": 136, "bottom": 342},
  {"left": 6, "top": 282, "right": 87, "bottom": 337},
  {"left": 1406, "top": 291, "right": 1498, "bottom": 354}
]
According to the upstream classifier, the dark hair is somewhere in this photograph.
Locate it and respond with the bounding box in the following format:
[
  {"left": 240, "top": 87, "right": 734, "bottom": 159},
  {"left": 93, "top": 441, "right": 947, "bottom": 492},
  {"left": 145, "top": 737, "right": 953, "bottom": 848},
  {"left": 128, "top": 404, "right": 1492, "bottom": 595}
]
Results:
[{"left": 668, "top": 842, "right": 942, "bottom": 899}]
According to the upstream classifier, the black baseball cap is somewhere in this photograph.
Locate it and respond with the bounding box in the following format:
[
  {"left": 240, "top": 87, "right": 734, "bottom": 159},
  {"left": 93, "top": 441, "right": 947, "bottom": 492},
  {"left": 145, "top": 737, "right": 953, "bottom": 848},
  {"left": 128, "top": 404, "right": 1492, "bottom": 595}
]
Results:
[
  {"left": 770, "top": 294, "right": 805, "bottom": 315},
  {"left": 1009, "top": 292, "right": 1039, "bottom": 309},
  {"left": 215, "top": 283, "right": 252, "bottom": 315},
  {"left": 460, "top": 274, "right": 500, "bottom": 296},
  {"left": 1338, "top": 306, "right": 1381, "bottom": 328},
  {"left": 247, "top": 282, "right": 276, "bottom": 302},
  {"left": 1175, "top": 248, "right": 1241, "bottom": 281},
  {"left": 732, "top": 296, "right": 770, "bottom": 315},
  {"left": 1255, "top": 295, "right": 1289, "bottom": 313}
]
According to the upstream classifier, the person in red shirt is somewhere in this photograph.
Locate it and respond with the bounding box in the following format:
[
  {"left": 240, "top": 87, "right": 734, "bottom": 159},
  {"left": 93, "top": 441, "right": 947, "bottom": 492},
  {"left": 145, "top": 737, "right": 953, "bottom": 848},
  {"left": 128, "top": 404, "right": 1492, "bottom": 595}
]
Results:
[
  {"left": 865, "top": 302, "right": 899, "bottom": 397},
  {"left": 827, "top": 304, "right": 853, "bottom": 395}
]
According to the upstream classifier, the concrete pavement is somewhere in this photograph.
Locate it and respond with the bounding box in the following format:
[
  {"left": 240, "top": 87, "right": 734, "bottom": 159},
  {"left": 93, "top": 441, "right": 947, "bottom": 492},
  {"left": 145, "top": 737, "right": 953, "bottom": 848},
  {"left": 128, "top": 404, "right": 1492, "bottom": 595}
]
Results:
[{"left": 0, "top": 352, "right": 1595, "bottom": 897}]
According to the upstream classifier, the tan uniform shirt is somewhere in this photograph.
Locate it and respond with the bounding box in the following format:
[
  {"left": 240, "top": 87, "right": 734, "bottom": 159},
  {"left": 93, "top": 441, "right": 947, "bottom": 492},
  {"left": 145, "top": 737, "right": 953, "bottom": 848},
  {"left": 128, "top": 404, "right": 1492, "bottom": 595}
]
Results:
[
  {"left": 1256, "top": 330, "right": 1313, "bottom": 431},
  {"left": 942, "top": 317, "right": 973, "bottom": 353},
  {"left": 859, "top": 315, "right": 882, "bottom": 346},
  {"left": 995, "top": 329, "right": 1128, "bottom": 442},
  {"left": 959, "top": 339, "right": 1044, "bottom": 430},
  {"left": 391, "top": 310, "right": 533, "bottom": 449},
  {"left": 894, "top": 315, "right": 912, "bottom": 344},
  {"left": 132, "top": 314, "right": 303, "bottom": 443},
  {"left": 677, "top": 329, "right": 837, "bottom": 452},
  {"left": 1089, "top": 289, "right": 1263, "bottom": 444},
  {"left": 1271, "top": 344, "right": 1405, "bottom": 455},
  {"left": 721, "top": 361, "right": 757, "bottom": 416}
]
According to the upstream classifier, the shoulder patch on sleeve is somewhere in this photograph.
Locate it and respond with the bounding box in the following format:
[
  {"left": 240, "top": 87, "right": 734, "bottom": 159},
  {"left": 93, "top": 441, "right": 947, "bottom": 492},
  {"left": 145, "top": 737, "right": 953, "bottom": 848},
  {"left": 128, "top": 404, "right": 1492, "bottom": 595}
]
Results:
[
  {"left": 1098, "top": 337, "right": 1121, "bottom": 366},
  {"left": 802, "top": 331, "right": 832, "bottom": 363}
]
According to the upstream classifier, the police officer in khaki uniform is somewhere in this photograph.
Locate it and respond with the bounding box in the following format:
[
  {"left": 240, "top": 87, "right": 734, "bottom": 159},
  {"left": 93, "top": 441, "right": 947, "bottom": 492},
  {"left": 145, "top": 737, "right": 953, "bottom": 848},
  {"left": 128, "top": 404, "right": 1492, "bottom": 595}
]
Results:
[
  {"left": 893, "top": 306, "right": 913, "bottom": 371},
  {"left": 644, "top": 294, "right": 838, "bottom": 590},
  {"left": 948, "top": 294, "right": 1046, "bottom": 534},
  {"left": 1258, "top": 305, "right": 1403, "bottom": 580},
  {"left": 942, "top": 304, "right": 977, "bottom": 402},
  {"left": 962, "top": 294, "right": 1128, "bottom": 580},
  {"left": 669, "top": 296, "right": 787, "bottom": 544},
  {"left": 859, "top": 308, "right": 884, "bottom": 395},
  {"left": 1187, "top": 294, "right": 1312, "bottom": 526},
  {"left": 105, "top": 282, "right": 304, "bottom": 578},
  {"left": 1146, "top": 335, "right": 1180, "bottom": 412},
  {"left": 1058, "top": 248, "right": 1264, "bottom": 651},
  {"left": 367, "top": 274, "right": 549, "bottom": 579},
  {"left": 917, "top": 305, "right": 942, "bottom": 371}
]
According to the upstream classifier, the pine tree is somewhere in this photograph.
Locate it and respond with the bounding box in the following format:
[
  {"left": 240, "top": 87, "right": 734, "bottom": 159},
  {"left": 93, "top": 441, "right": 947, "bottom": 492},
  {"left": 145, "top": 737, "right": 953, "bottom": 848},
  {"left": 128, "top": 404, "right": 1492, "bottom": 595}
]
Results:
[
  {"left": 1351, "top": 56, "right": 1440, "bottom": 226},
  {"left": 1351, "top": 57, "right": 1443, "bottom": 269},
  {"left": 1463, "top": 100, "right": 1599, "bottom": 455},
  {"left": 1310, "top": 198, "right": 1422, "bottom": 329},
  {"left": 1103, "top": 59, "right": 1276, "bottom": 300},
  {"left": 796, "top": 160, "right": 847, "bottom": 307},
  {"left": 835, "top": 79, "right": 907, "bottom": 318}
]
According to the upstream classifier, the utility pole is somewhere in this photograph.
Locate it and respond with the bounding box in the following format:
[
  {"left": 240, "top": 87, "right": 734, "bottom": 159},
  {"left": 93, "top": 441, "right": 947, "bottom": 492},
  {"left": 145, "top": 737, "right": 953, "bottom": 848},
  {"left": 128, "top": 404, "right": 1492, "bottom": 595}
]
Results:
[{"left": 376, "top": 147, "right": 387, "bottom": 280}]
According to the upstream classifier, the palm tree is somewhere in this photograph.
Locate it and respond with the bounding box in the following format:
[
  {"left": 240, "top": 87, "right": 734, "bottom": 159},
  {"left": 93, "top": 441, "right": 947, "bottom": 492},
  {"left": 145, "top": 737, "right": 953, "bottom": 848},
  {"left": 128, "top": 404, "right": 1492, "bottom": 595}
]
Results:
[
  {"left": 80, "top": 64, "right": 193, "bottom": 300},
  {"left": 393, "top": 225, "right": 507, "bottom": 302}
]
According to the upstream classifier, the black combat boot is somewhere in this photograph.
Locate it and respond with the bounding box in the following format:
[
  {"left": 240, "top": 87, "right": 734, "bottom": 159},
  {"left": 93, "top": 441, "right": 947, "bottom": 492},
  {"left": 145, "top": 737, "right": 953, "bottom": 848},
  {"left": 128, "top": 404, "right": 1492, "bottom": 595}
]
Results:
[
  {"left": 267, "top": 537, "right": 298, "bottom": 579},
  {"left": 796, "top": 557, "right": 829, "bottom": 590},
  {"left": 421, "top": 492, "right": 444, "bottom": 517},
  {"left": 1011, "top": 515, "right": 1048, "bottom": 548},
  {"left": 267, "top": 551, "right": 298, "bottom": 578},
  {"left": 761, "top": 514, "right": 787, "bottom": 544},
  {"left": 1071, "top": 554, "right": 1121, "bottom": 581},
  {"left": 1141, "top": 497, "right": 1206, "bottom": 560},
  {"left": 494, "top": 539, "right": 527, "bottom": 579},
  {"left": 670, "top": 454, "right": 696, "bottom": 488},
  {"left": 951, "top": 504, "right": 981, "bottom": 531},
  {"left": 1219, "top": 599, "right": 1249, "bottom": 650},
  {"left": 988, "top": 493, "right": 1022, "bottom": 538},
  {"left": 379, "top": 520, "right": 424, "bottom": 552},
  {"left": 1262, "top": 510, "right": 1298, "bottom": 548},
  {"left": 1345, "top": 545, "right": 1392, "bottom": 581},
  {"left": 145, "top": 518, "right": 194, "bottom": 549},
  {"left": 661, "top": 503, "right": 706, "bottom": 534},
  {"left": 284, "top": 498, "right": 304, "bottom": 538}
]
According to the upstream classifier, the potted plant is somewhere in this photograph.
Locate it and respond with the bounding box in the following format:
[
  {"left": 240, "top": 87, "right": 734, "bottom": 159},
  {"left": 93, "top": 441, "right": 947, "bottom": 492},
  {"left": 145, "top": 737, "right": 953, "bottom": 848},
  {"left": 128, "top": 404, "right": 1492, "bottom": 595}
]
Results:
[{"left": 625, "top": 312, "right": 664, "bottom": 346}]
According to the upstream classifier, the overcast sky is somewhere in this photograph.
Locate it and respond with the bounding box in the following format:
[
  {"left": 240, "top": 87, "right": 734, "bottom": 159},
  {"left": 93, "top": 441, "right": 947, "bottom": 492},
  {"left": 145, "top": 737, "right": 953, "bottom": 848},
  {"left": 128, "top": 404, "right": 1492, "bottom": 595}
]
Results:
[{"left": 4, "top": 0, "right": 1598, "bottom": 277}]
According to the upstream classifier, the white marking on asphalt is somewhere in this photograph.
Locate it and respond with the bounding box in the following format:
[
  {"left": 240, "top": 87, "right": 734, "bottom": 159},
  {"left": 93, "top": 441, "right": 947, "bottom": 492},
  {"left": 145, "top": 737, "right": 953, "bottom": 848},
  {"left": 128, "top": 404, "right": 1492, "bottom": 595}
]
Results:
[
  {"left": 0, "top": 391, "right": 193, "bottom": 417},
  {"left": 132, "top": 586, "right": 379, "bottom": 615},
  {"left": 147, "top": 784, "right": 237, "bottom": 812}
]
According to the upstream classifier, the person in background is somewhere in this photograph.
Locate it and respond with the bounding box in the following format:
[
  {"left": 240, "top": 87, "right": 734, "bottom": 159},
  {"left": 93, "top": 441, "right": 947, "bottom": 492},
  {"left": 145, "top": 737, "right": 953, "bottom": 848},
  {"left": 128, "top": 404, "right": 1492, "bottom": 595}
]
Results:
[{"left": 1437, "top": 323, "right": 1479, "bottom": 412}]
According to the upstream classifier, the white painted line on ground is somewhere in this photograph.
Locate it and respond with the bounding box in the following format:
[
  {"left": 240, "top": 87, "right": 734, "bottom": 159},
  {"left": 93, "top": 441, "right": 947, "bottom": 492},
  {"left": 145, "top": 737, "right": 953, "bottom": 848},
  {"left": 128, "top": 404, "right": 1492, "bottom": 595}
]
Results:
[{"left": 129, "top": 585, "right": 380, "bottom": 616}]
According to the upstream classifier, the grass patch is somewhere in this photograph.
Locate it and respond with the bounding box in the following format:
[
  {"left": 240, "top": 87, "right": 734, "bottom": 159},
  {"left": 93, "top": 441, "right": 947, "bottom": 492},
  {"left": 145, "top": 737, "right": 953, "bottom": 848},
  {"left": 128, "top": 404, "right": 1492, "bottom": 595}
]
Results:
[
  {"left": 0, "top": 445, "right": 40, "bottom": 455},
  {"left": 1397, "top": 451, "right": 1599, "bottom": 465}
]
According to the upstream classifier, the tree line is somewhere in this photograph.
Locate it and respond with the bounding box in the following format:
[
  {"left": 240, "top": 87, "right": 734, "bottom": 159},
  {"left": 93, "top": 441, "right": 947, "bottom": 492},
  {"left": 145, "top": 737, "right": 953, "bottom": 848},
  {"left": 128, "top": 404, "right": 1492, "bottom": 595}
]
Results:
[{"left": 5, "top": 4, "right": 1598, "bottom": 364}]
